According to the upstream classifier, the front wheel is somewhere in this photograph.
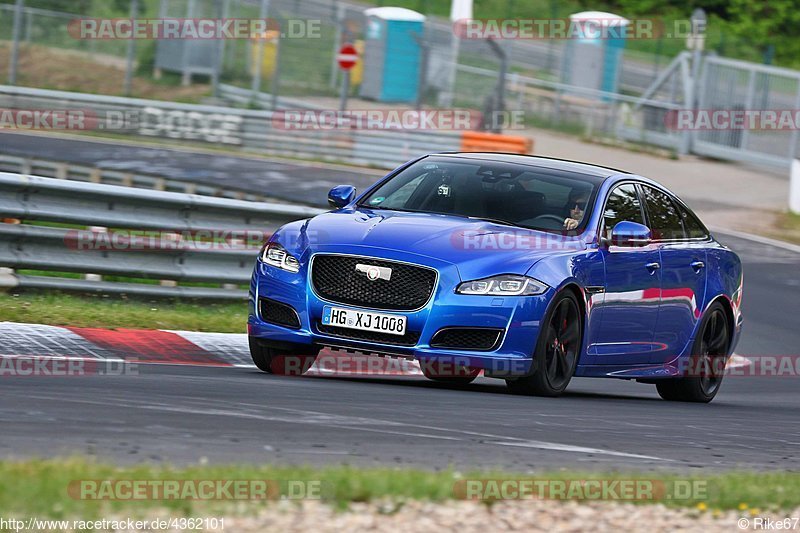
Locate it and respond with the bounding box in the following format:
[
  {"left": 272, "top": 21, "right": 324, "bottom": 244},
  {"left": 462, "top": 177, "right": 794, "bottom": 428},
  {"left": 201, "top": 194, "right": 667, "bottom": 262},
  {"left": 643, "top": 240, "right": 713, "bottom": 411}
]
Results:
[
  {"left": 656, "top": 302, "right": 730, "bottom": 403},
  {"left": 506, "top": 291, "right": 582, "bottom": 397},
  {"left": 248, "top": 337, "right": 318, "bottom": 376}
]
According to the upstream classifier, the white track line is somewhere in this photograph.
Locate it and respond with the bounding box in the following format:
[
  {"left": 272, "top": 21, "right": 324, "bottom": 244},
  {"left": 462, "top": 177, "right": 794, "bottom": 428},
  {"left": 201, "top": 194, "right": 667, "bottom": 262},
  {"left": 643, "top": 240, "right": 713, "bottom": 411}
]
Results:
[
  {"left": 710, "top": 226, "right": 800, "bottom": 254},
  {"left": 487, "top": 440, "right": 666, "bottom": 461}
]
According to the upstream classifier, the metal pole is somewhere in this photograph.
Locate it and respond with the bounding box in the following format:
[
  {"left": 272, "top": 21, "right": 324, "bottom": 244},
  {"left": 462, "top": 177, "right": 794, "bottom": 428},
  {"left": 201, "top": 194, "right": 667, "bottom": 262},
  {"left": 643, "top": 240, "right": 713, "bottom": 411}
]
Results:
[
  {"left": 486, "top": 38, "right": 507, "bottom": 133},
  {"left": 690, "top": 47, "right": 702, "bottom": 108},
  {"left": 441, "top": 32, "right": 460, "bottom": 107},
  {"left": 8, "top": 0, "right": 24, "bottom": 85},
  {"left": 339, "top": 69, "right": 350, "bottom": 111},
  {"left": 213, "top": 0, "right": 230, "bottom": 99},
  {"left": 124, "top": 0, "right": 139, "bottom": 96},
  {"left": 686, "top": 9, "right": 706, "bottom": 154},
  {"left": 411, "top": 31, "right": 429, "bottom": 111},
  {"left": 251, "top": 0, "right": 270, "bottom": 97},
  {"left": 329, "top": 1, "right": 343, "bottom": 90},
  {"left": 24, "top": 8, "right": 32, "bottom": 42},
  {"left": 270, "top": 32, "right": 282, "bottom": 110},
  {"left": 181, "top": 0, "right": 197, "bottom": 86},
  {"left": 545, "top": 0, "right": 557, "bottom": 73}
]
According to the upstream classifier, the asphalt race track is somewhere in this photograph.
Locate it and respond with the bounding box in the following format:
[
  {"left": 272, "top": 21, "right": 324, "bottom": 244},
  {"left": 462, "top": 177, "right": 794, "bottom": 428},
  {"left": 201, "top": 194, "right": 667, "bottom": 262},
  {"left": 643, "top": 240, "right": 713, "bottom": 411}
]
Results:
[
  {"left": 0, "top": 131, "right": 380, "bottom": 207},
  {"left": 1, "top": 232, "right": 798, "bottom": 472}
]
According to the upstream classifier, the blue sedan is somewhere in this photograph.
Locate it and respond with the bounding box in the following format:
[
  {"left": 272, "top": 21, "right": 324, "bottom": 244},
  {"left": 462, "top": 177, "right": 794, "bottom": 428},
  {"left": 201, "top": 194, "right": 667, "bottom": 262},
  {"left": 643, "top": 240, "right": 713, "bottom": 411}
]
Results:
[{"left": 247, "top": 153, "right": 743, "bottom": 403}]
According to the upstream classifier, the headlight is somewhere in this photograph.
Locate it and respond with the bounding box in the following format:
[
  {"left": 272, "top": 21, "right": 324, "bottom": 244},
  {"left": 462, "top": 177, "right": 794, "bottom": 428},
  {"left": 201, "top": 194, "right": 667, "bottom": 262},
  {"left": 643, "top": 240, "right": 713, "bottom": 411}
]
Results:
[
  {"left": 260, "top": 242, "right": 300, "bottom": 273},
  {"left": 456, "top": 274, "right": 548, "bottom": 296}
]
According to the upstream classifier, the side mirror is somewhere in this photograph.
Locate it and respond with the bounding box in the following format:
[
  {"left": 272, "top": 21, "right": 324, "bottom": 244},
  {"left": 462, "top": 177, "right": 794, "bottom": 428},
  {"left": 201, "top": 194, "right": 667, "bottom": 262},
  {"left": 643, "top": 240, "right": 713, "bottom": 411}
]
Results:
[
  {"left": 328, "top": 185, "right": 356, "bottom": 209},
  {"left": 609, "top": 221, "right": 652, "bottom": 247}
]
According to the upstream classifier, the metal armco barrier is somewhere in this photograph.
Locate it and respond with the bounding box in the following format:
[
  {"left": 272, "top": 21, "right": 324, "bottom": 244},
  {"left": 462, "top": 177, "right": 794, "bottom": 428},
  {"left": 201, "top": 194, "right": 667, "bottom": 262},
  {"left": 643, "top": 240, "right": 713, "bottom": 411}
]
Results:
[
  {"left": 0, "top": 172, "right": 324, "bottom": 299},
  {"left": 0, "top": 154, "right": 261, "bottom": 200},
  {"left": 0, "top": 85, "right": 463, "bottom": 169}
]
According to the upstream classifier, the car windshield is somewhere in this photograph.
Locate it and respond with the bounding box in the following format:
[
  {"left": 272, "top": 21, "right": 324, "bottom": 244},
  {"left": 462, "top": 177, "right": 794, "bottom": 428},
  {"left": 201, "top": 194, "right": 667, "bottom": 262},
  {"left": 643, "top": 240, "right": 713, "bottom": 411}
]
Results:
[{"left": 359, "top": 157, "right": 602, "bottom": 232}]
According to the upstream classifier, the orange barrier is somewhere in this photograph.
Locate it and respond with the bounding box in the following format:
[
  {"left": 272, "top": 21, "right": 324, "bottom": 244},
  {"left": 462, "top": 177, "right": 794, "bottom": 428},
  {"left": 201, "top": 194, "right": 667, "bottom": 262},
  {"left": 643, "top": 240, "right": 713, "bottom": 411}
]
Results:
[{"left": 460, "top": 131, "right": 533, "bottom": 154}]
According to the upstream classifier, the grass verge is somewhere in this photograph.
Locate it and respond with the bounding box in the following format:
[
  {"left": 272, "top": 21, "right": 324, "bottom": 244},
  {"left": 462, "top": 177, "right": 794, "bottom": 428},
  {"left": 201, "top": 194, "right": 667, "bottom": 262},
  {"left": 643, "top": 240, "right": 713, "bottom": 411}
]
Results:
[
  {"left": 0, "top": 292, "right": 246, "bottom": 333},
  {"left": 0, "top": 459, "right": 799, "bottom": 519},
  {"left": 772, "top": 211, "right": 800, "bottom": 245}
]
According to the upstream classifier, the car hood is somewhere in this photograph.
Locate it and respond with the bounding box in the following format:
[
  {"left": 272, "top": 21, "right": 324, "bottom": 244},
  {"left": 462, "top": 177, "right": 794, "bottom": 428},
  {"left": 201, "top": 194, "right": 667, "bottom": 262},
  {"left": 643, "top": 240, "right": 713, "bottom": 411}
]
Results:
[{"left": 285, "top": 208, "right": 588, "bottom": 280}]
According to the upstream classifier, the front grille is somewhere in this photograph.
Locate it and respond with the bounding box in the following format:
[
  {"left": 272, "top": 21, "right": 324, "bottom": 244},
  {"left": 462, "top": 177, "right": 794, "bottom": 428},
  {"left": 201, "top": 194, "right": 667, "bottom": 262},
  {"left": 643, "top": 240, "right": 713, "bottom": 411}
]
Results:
[
  {"left": 316, "top": 322, "right": 421, "bottom": 346},
  {"left": 430, "top": 328, "right": 503, "bottom": 351},
  {"left": 260, "top": 297, "right": 301, "bottom": 329},
  {"left": 311, "top": 254, "right": 437, "bottom": 311}
]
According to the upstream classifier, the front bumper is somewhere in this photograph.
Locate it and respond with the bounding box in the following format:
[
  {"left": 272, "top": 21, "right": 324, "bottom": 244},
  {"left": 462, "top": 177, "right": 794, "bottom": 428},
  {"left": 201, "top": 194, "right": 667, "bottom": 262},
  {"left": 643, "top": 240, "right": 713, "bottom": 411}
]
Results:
[{"left": 248, "top": 252, "right": 552, "bottom": 376}]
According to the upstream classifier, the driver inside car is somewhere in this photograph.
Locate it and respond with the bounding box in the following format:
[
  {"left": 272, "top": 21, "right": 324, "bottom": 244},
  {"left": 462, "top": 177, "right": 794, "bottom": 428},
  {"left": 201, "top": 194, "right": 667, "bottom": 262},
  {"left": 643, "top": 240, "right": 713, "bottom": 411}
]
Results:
[{"left": 563, "top": 192, "right": 589, "bottom": 230}]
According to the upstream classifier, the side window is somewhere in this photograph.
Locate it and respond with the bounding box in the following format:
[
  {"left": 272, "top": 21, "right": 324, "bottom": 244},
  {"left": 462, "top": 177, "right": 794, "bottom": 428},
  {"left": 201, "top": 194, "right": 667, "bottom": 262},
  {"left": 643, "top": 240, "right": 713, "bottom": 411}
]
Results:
[
  {"left": 677, "top": 203, "right": 709, "bottom": 239},
  {"left": 377, "top": 174, "right": 427, "bottom": 209},
  {"left": 642, "top": 186, "right": 685, "bottom": 241},
  {"left": 602, "top": 183, "right": 644, "bottom": 239}
]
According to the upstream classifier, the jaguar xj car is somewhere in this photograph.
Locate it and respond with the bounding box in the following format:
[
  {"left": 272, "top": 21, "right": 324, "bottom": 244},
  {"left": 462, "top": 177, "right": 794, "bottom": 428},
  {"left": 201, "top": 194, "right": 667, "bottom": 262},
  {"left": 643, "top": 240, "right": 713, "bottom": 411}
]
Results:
[{"left": 247, "top": 153, "right": 743, "bottom": 403}]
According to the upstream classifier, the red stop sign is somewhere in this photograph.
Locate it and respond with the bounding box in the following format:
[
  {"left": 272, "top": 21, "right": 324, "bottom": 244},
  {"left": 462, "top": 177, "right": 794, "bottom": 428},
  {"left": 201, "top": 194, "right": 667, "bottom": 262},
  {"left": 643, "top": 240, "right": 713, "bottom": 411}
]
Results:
[{"left": 337, "top": 43, "right": 359, "bottom": 70}]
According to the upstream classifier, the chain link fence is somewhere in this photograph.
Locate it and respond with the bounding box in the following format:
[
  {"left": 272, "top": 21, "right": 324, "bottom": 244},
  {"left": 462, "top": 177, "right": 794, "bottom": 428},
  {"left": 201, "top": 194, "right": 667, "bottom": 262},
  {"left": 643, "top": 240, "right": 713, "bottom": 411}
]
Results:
[
  {"left": 0, "top": 2, "right": 130, "bottom": 60},
  {"left": 4, "top": 0, "right": 800, "bottom": 169},
  {"left": 693, "top": 56, "right": 800, "bottom": 168},
  {"left": 2, "top": 0, "right": 674, "bottom": 101}
]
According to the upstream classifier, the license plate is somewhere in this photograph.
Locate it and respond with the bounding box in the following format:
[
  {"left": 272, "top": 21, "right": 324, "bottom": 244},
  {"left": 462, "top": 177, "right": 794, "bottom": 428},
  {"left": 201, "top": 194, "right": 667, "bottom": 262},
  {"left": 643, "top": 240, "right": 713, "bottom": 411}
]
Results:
[{"left": 321, "top": 306, "right": 407, "bottom": 336}]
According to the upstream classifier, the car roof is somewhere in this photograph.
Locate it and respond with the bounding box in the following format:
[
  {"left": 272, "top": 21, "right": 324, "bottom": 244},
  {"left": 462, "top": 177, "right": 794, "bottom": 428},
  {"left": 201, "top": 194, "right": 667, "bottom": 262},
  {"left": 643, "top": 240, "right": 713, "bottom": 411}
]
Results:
[{"left": 432, "top": 152, "right": 631, "bottom": 179}]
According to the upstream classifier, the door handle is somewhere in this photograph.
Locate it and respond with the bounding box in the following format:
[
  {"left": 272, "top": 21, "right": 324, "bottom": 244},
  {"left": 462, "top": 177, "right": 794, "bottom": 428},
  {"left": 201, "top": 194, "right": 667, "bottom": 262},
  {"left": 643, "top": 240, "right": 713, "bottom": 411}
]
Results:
[
  {"left": 690, "top": 260, "right": 705, "bottom": 273},
  {"left": 645, "top": 262, "right": 660, "bottom": 274}
]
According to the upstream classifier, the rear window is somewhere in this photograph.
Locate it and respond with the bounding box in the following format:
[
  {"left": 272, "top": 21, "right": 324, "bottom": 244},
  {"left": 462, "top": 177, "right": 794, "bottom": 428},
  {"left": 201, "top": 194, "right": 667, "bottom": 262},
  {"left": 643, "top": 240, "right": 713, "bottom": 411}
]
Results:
[
  {"left": 677, "top": 203, "right": 710, "bottom": 239},
  {"left": 642, "top": 185, "right": 685, "bottom": 241}
]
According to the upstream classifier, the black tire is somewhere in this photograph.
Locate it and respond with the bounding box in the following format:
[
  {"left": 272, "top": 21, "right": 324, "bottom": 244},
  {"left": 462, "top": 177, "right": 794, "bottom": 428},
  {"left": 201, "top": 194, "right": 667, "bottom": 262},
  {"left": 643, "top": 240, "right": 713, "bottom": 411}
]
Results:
[
  {"left": 421, "top": 362, "right": 481, "bottom": 384},
  {"left": 656, "top": 302, "right": 730, "bottom": 403},
  {"left": 248, "top": 337, "right": 318, "bottom": 376},
  {"left": 506, "top": 291, "right": 582, "bottom": 397}
]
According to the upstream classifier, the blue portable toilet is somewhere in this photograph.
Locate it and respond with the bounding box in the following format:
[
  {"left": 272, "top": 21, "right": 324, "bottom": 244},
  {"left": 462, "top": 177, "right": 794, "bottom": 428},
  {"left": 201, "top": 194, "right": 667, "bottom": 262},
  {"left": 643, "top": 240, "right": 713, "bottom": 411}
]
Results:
[
  {"left": 359, "top": 7, "right": 426, "bottom": 103},
  {"left": 561, "top": 11, "right": 629, "bottom": 100}
]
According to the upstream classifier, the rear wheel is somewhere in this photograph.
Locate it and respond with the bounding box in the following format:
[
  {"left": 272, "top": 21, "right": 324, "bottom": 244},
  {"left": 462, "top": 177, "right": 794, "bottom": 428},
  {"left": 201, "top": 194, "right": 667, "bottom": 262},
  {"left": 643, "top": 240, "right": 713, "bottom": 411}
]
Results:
[
  {"left": 506, "top": 291, "right": 582, "bottom": 397},
  {"left": 248, "top": 337, "right": 318, "bottom": 376},
  {"left": 656, "top": 302, "right": 730, "bottom": 403}
]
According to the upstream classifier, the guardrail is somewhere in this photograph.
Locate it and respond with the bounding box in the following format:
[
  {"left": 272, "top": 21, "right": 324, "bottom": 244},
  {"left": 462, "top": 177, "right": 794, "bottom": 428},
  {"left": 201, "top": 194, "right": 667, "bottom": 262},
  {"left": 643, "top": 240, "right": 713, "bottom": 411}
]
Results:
[
  {"left": 0, "top": 154, "right": 264, "bottom": 200},
  {"left": 0, "top": 85, "right": 463, "bottom": 169},
  {"left": 218, "top": 84, "right": 327, "bottom": 112},
  {"left": 0, "top": 172, "right": 324, "bottom": 299}
]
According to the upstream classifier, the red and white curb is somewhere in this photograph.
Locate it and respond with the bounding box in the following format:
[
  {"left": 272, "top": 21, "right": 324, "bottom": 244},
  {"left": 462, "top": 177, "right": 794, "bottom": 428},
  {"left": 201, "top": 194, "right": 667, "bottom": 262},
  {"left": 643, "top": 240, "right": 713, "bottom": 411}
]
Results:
[
  {"left": 0, "top": 322, "right": 422, "bottom": 376},
  {"left": 0, "top": 321, "right": 749, "bottom": 376}
]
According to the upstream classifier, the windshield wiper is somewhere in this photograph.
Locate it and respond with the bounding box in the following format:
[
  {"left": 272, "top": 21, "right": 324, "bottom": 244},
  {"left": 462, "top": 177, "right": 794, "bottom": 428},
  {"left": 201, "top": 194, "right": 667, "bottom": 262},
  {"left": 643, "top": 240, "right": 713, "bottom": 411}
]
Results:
[
  {"left": 360, "top": 205, "right": 418, "bottom": 214},
  {"left": 466, "top": 216, "right": 521, "bottom": 228},
  {"left": 359, "top": 207, "right": 523, "bottom": 228}
]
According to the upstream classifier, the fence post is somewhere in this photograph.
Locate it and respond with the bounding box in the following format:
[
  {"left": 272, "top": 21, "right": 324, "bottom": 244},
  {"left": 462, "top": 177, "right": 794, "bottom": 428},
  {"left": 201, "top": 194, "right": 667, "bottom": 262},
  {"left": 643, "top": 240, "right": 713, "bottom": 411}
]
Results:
[
  {"left": 791, "top": 160, "right": 800, "bottom": 215},
  {"left": 84, "top": 227, "right": 107, "bottom": 282},
  {"left": 0, "top": 267, "right": 16, "bottom": 288},
  {"left": 270, "top": 29, "right": 282, "bottom": 110},
  {"left": 250, "top": 0, "right": 271, "bottom": 98},
  {"left": 329, "top": 1, "right": 343, "bottom": 90},
  {"left": 24, "top": 7, "right": 32, "bottom": 42},
  {"left": 124, "top": 0, "right": 139, "bottom": 97},
  {"left": 8, "top": 0, "right": 24, "bottom": 85}
]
